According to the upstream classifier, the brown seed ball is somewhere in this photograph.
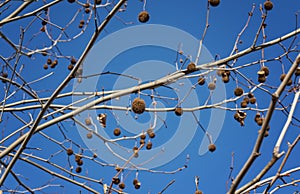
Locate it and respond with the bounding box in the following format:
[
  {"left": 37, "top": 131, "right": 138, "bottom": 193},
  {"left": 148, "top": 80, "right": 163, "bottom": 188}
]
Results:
[
  {"left": 140, "top": 134, "right": 146, "bottom": 139},
  {"left": 66, "top": 148, "right": 73, "bottom": 156},
  {"left": 131, "top": 98, "right": 146, "bottom": 114},
  {"left": 208, "top": 82, "right": 216, "bottom": 90},
  {"left": 133, "top": 178, "right": 139, "bottom": 186},
  {"left": 256, "top": 118, "right": 264, "bottom": 126},
  {"left": 243, "top": 97, "right": 249, "bottom": 104},
  {"left": 75, "top": 154, "right": 82, "bottom": 162},
  {"left": 208, "top": 144, "right": 216, "bottom": 152},
  {"left": 86, "top": 132, "right": 93, "bottom": 139},
  {"left": 93, "top": 153, "right": 97, "bottom": 158},
  {"left": 2, "top": 72, "right": 8, "bottom": 78},
  {"left": 47, "top": 58, "right": 52, "bottom": 65},
  {"left": 257, "top": 70, "right": 265, "bottom": 77},
  {"left": 241, "top": 101, "right": 248, "bottom": 108},
  {"left": 222, "top": 75, "right": 230, "bottom": 83},
  {"left": 198, "top": 76, "right": 205, "bottom": 85},
  {"left": 85, "top": 118, "right": 92, "bottom": 125},
  {"left": 83, "top": 3, "right": 90, "bottom": 8},
  {"left": 148, "top": 132, "right": 155, "bottom": 139},
  {"left": 75, "top": 166, "right": 82, "bottom": 173},
  {"left": 68, "top": 64, "right": 74, "bottom": 70},
  {"left": 68, "top": 0, "right": 75, "bottom": 3},
  {"left": 146, "top": 142, "right": 152, "bottom": 150},
  {"left": 71, "top": 58, "right": 77, "bottom": 64},
  {"left": 95, "top": 0, "right": 102, "bottom": 5},
  {"left": 134, "top": 182, "right": 141, "bottom": 189},
  {"left": 119, "top": 182, "right": 126, "bottom": 189},
  {"left": 258, "top": 76, "right": 266, "bottom": 83},
  {"left": 52, "top": 59, "right": 58, "bottom": 65},
  {"left": 280, "top": 74, "right": 292, "bottom": 86},
  {"left": 187, "top": 62, "right": 197, "bottom": 72},
  {"left": 195, "top": 190, "right": 203, "bottom": 194},
  {"left": 295, "top": 67, "right": 300, "bottom": 76},
  {"left": 261, "top": 66, "right": 269, "bottom": 76},
  {"left": 43, "top": 64, "right": 48, "bottom": 70},
  {"left": 77, "top": 159, "right": 83, "bottom": 166},
  {"left": 85, "top": 8, "right": 91, "bottom": 14},
  {"left": 248, "top": 92, "right": 254, "bottom": 98},
  {"left": 80, "top": 20, "right": 85, "bottom": 25},
  {"left": 234, "top": 87, "right": 244, "bottom": 96},
  {"left": 41, "top": 19, "right": 47, "bottom": 26},
  {"left": 138, "top": 11, "right": 150, "bottom": 23},
  {"left": 112, "top": 177, "right": 120, "bottom": 185},
  {"left": 209, "top": 0, "right": 220, "bottom": 7},
  {"left": 174, "top": 107, "right": 183, "bottom": 116},
  {"left": 140, "top": 139, "right": 145, "bottom": 145},
  {"left": 217, "top": 69, "right": 224, "bottom": 76},
  {"left": 113, "top": 128, "right": 121, "bottom": 136},
  {"left": 264, "top": 1, "right": 273, "bottom": 11},
  {"left": 249, "top": 97, "right": 256, "bottom": 104},
  {"left": 115, "top": 166, "right": 122, "bottom": 172},
  {"left": 41, "top": 51, "right": 48, "bottom": 56}
]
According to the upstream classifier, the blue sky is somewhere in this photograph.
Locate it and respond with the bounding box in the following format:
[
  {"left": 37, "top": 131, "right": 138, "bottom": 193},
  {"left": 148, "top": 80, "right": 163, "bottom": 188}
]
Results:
[{"left": 1, "top": 0, "right": 300, "bottom": 193}]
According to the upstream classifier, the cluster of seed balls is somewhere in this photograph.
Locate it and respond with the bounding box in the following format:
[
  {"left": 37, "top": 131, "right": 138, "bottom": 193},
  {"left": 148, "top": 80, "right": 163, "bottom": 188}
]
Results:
[
  {"left": 208, "top": 0, "right": 273, "bottom": 11},
  {"left": 65, "top": 148, "right": 97, "bottom": 173},
  {"left": 112, "top": 168, "right": 142, "bottom": 190},
  {"left": 42, "top": 57, "right": 76, "bottom": 71}
]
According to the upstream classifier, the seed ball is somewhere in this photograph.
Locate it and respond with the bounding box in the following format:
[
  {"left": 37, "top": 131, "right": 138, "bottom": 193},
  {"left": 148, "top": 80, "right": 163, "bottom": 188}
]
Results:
[
  {"left": 66, "top": 148, "right": 73, "bottom": 156},
  {"left": 131, "top": 98, "right": 146, "bottom": 114},
  {"left": 68, "top": 64, "right": 74, "bottom": 70},
  {"left": 134, "top": 182, "right": 141, "bottom": 189},
  {"left": 80, "top": 20, "right": 85, "bottom": 25},
  {"left": 113, "top": 128, "right": 121, "bottom": 136},
  {"left": 43, "top": 64, "right": 48, "bottom": 70},
  {"left": 77, "top": 159, "right": 83, "bottom": 166},
  {"left": 119, "top": 182, "right": 125, "bottom": 189},
  {"left": 85, "top": 118, "right": 92, "bottom": 125},
  {"left": 148, "top": 132, "right": 155, "bottom": 139},
  {"left": 133, "top": 178, "right": 139, "bottom": 186},
  {"left": 264, "top": 1, "right": 273, "bottom": 11},
  {"left": 75, "top": 154, "right": 82, "bottom": 162},
  {"left": 71, "top": 58, "right": 77, "bottom": 64},
  {"left": 138, "top": 11, "right": 150, "bottom": 23},
  {"left": 234, "top": 112, "right": 239, "bottom": 121},
  {"left": 243, "top": 97, "right": 249, "bottom": 104},
  {"left": 146, "top": 142, "right": 152, "bottom": 150},
  {"left": 174, "top": 107, "right": 183, "bottom": 116},
  {"left": 208, "top": 144, "right": 216, "bottom": 152},
  {"left": 95, "top": 0, "right": 102, "bottom": 5},
  {"left": 217, "top": 69, "right": 225, "bottom": 76},
  {"left": 187, "top": 62, "right": 196, "bottom": 72},
  {"left": 257, "top": 70, "right": 265, "bottom": 77},
  {"left": 208, "top": 82, "right": 216, "bottom": 90},
  {"left": 261, "top": 66, "right": 269, "bottom": 76},
  {"left": 280, "top": 74, "right": 292, "bottom": 86},
  {"left": 93, "top": 153, "right": 97, "bottom": 158},
  {"left": 52, "top": 59, "right": 58, "bottom": 65},
  {"left": 140, "top": 139, "right": 145, "bottom": 145},
  {"left": 249, "top": 97, "right": 256, "bottom": 104},
  {"left": 75, "top": 166, "right": 82, "bottom": 173},
  {"left": 78, "top": 23, "right": 84, "bottom": 29},
  {"left": 86, "top": 132, "right": 93, "bottom": 139},
  {"left": 256, "top": 118, "right": 264, "bottom": 126},
  {"left": 68, "top": 0, "right": 75, "bottom": 3},
  {"left": 241, "top": 101, "right": 248, "bottom": 108},
  {"left": 198, "top": 76, "right": 205, "bottom": 85},
  {"left": 140, "top": 134, "right": 146, "bottom": 139},
  {"left": 41, "top": 51, "right": 48, "bottom": 56},
  {"left": 47, "top": 58, "right": 52, "bottom": 65},
  {"left": 264, "top": 130, "right": 269, "bottom": 137},
  {"left": 85, "top": 8, "right": 90, "bottom": 14},
  {"left": 295, "top": 67, "right": 300, "bottom": 76},
  {"left": 41, "top": 19, "right": 47, "bottom": 26},
  {"left": 209, "top": 0, "right": 220, "bottom": 7},
  {"left": 258, "top": 76, "right": 266, "bottom": 83},
  {"left": 195, "top": 190, "right": 203, "bottom": 194},
  {"left": 234, "top": 87, "right": 244, "bottom": 96},
  {"left": 248, "top": 93, "right": 254, "bottom": 98},
  {"left": 222, "top": 75, "right": 230, "bottom": 83},
  {"left": 40, "top": 26, "right": 46, "bottom": 32},
  {"left": 112, "top": 177, "right": 120, "bottom": 185},
  {"left": 83, "top": 3, "right": 90, "bottom": 8},
  {"left": 115, "top": 166, "right": 122, "bottom": 172}
]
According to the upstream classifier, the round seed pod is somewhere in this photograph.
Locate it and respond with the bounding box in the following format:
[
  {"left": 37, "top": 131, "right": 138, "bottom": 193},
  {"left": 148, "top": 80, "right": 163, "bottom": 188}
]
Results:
[
  {"left": 174, "top": 107, "right": 183, "bottom": 116},
  {"left": 2, "top": 72, "right": 8, "bottom": 78},
  {"left": 115, "top": 166, "right": 122, "bottom": 172},
  {"left": 41, "top": 19, "right": 47, "bottom": 26},
  {"left": 133, "top": 178, "right": 139, "bottom": 186},
  {"left": 280, "top": 74, "right": 292, "bottom": 86},
  {"left": 93, "top": 153, "right": 97, "bottom": 158},
  {"left": 113, "top": 128, "right": 121, "bottom": 136},
  {"left": 256, "top": 118, "right": 264, "bottom": 126},
  {"left": 47, "top": 58, "right": 52, "bottom": 65},
  {"left": 68, "top": 64, "right": 74, "bottom": 70},
  {"left": 241, "top": 101, "right": 248, "bottom": 108},
  {"left": 234, "top": 87, "right": 244, "bottom": 96},
  {"left": 95, "top": 0, "right": 102, "bottom": 5},
  {"left": 261, "top": 66, "right": 269, "bottom": 76},
  {"left": 85, "top": 8, "right": 91, "bottom": 14},
  {"left": 146, "top": 142, "right": 152, "bottom": 150},
  {"left": 234, "top": 112, "right": 239, "bottom": 121},
  {"left": 75, "top": 154, "right": 82, "bottom": 162},
  {"left": 71, "top": 58, "right": 77, "bottom": 64},
  {"left": 78, "top": 23, "right": 84, "bottom": 29},
  {"left": 85, "top": 118, "right": 92, "bottom": 125},
  {"left": 243, "top": 97, "right": 249, "bottom": 104},
  {"left": 258, "top": 76, "right": 266, "bottom": 83},
  {"left": 208, "top": 82, "right": 216, "bottom": 90},
  {"left": 43, "top": 64, "right": 48, "bottom": 70},
  {"left": 134, "top": 182, "right": 141, "bottom": 189},
  {"left": 187, "top": 62, "right": 196, "bottom": 72},
  {"left": 257, "top": 70, "right": 265, "bottom": 77},
  {"left": 66, "top": 148, "right": 73, "bottom": 156},
  {"left": 208, "top": 144, "right": 216, "bottom": 152},
  {"left": 248, "top": 93, "right": 254, "bottom": 98},
  {"left": 112, "top": 177, "right": 120, "bottom": 185},
  {"left": 119, "top": 182, "right": 126, "bottom": 189},
  {"left": 133, "top": 146, "right": 138, "bottom": 154},
  {"left": 86, "top": 132, "right": 93, "bottom": 139},
  {"left": 264, "top": 1, "right": 273, "bottom": 11},
  {"left": 77, "top": 159, "right": 83, "bottom": 166},
  {"left": 83, "top": 3, "right": 90, "bottom": 8},
  {"left": 222, "top": 75, "right": 230, "bottom": 83},
  {"left": 131, "top": 98, "right": 146, "bottom": 114},
  {"left": 140, "top": 133, "right": 146, "bottom": 139},
  {"left": 138, "top": 11, "right": 150, "bottom": 23},
  {"left": 209, "top": 0, "right": 220, "bottom": 7},
  {"left": 52, "top": 59, "right": 58, "bottom": 65},
  {"left": 140, "top": 139, "right": 145, "bottom": 145},
  {"left": 295, "top": 67, "right": 300, "bottom": 76},
  {"left": 217, "top": 69, "right": 224, "bottom": 76},
  {"left": 75, "top": 166, "right": 82, "bottom": 173},
  {"left": 40, "top": 26, "right": 46, "bottom": 32},
  {"left": 80, "top": 20, "right": 85, "bottom": 25},
  {"left": 198, "top": 76, "right": 205, "bottom": 85},
  {"left": 68, "top": 0, "right": 75, "bottom": 3},
  {"left": 249, "top": 97, "right": 256, "bottom": 104},
  {"left": 148, "top": 132, "right": 155, "bottom": 139},
  {"left": 195, "top": 190, "right": 203, "bottom": 194}
]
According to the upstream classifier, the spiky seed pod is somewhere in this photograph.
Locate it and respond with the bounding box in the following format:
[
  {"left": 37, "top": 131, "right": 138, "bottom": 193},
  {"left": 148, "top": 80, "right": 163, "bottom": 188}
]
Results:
[
  {"left": 140, "top": 134, "right": 146, "bottom": 139},
  {"left": 68, "top": 64, "right": 74, "bottom": 70},
  {"left": 195, "top": 190, "right": 203, "bottom": 194},
  {"left": 234, "top": 87, "right": 244, "bottom": 96},
  {"left": 138, "top": 11, "right": 150, "bottom": 23},
  {"left": 174, "top": 107, "right": 183, "bottom": 116},
  {"left": 133, "top": 146, "right": 139, "bottom": 155},
  {"left": 264, "top": 1, "right": 273, "bottom": 11},
  {"left": 222, "top": 75, "right": 230, "bottom": 83},
  {"left": 2, "top": 72, "right": 8, "bottom": 78},
  {"left": 112, "top": 177, "right": 120, "bottom": 185},
  {"left": 85, "top": 8, "right": 90, "bottom": 13},
  {"left": 224, "top": 70, "right": 231, "bottom": 76},
  {"left": 254, "top": 114, "right": 261, "bottom": 123},
  {"left": 113, "top": 128, "right": 121, "bottom": 136},
  {"left": 261, "top": 66, "right": 269, "bottom": 76},
  {"left": 52, "top": 59, "right": 58, "bottom": 65},
  {"left": 208, "top": 144, "right": 216, "bottom": 152},
  {"left": 241, "top": 101, "right": 248, "bottom": 108},
  {"left": 66, "top": 148, "right": 73, "bottom": 156},
  {"left": 119, "top": 182, "right": 125, "bottom": 189},
  {"left": 77, "top": 159, "right": 83, "bottom": 166},
  {"left": 208, "top": 82, "right": 216, "bottom": 90},
  {"left": 234, "top": 112, "right": 239, "bottom": 121},
  {"left": 198, "top": 76, "right": 205, "bottom": 85},
  {"left": 86, "top": 132, "right": 93, "bottom": 139},
  {"left": 85, "top": 118, "right": 92, "bottom": 125},
  {"left": 295, "top": 67, "right": 300, "bottom": 76},
  {"left": 249, "top": 97, "right": 256, "bottom": 104},
  {"left": 187, "top": 62, "right": 197, "bottom": 72},
  {"left": 95, "top": 0, "right": 102, "bottom": 5},
  {"left": 209, "top": 0, "right": 220, "bottom": 7},
  {"left": 75, "top": 166, "right": 82, "bottom": 173},
  {"left": 258, "top": 76, "right": 266, "bottom": 83},
  {"left": 146, "top": 142, "right": 152, "bottom": 150},
  {"left": 41, "top": 51, "right": 48, "bottom": 56},
  {"left": 131, "top": 98, "right": 146, "bottom": 114},
  {"left": 47, "top": 58, "right": 52, "bottom": 65},
  {"left": 43, "top": 64, "right": 48, "bottom": 70}
]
